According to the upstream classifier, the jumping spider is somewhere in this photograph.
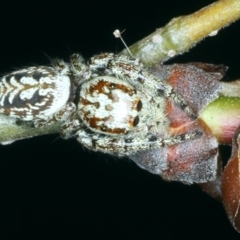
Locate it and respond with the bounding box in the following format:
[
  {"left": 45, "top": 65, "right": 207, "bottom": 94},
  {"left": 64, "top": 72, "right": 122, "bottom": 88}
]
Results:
[
  {"left": 61, "top": 53, "right": 199, "bottom": 156},
  {"left": 0, "top": 52, "right": 199, "bottom": 155}
]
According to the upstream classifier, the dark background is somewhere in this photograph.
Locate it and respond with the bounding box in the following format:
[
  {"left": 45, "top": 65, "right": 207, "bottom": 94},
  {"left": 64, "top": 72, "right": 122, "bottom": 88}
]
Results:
[{"left": 0, "top": 0, "right": 239, "bottom": 239}]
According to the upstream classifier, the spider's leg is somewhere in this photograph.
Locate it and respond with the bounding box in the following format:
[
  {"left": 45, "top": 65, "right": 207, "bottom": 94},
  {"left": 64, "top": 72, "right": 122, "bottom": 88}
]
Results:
[
  {"left": 142, "top": 71, "right": 196, "bottom": 118},
  {"left": 52, "top": 58, "right": 71, "bottom": 75},
  {"left": 76, "top": 129, "right": 200, "bottom": 156},
  {"left": 70, "top": 53, "right": 92, "bottom": 82},
  {"left": 108, "top": 58, "right": 196, "bottom": 119},
  {"left": 60, "top": 111, "right": 83, "bottom": 139},
  {"left": 88, "top": 53, "right": 115, "bottom": 71}
]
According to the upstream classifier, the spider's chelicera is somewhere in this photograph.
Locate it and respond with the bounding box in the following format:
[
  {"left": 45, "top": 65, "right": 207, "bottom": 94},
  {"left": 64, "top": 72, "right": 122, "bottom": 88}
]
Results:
[{"left": 0, "top": 53, "right": 199, "bottom": 156}]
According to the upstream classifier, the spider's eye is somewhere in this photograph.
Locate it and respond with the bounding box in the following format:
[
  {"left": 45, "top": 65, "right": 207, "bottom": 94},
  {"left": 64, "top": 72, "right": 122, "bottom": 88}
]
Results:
[
  {"left": 133, "top": 116, "right": 139, "bottom": 127},
  {"left": 101, "top": 126, "right": 107, "bottom": 132},
  {"left": 157, "top": 89, "right": 164, "bottom": 96},
  {"left": 137, "top": 100, "right": 142, "bottom": 111},
  {"left": 110, "top": 83, "right": 116, "bottom": 88}
]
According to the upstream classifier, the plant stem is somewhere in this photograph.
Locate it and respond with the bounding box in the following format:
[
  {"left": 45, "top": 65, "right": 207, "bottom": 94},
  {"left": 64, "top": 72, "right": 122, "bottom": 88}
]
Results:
[{"left": 122, "top": 0, "right": 240, "bottom": 65}]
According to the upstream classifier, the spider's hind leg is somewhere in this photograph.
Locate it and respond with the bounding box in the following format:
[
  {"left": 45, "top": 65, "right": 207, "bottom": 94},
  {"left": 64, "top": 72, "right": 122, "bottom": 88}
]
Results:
[{"left": 76, "top": 129, "right": 201, "bottom": 156}]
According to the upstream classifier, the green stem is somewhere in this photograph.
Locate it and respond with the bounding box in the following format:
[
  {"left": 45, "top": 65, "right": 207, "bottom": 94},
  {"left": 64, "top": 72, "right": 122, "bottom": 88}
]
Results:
[
  {"left": 200, "top": 81, "right": 240, "bottom": 144},
  {"left": 122, "top": 0, "right": 240, "bottom": 65}
]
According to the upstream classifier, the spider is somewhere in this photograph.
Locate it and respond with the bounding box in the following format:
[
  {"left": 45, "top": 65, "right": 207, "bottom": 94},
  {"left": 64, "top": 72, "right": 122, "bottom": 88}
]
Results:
[
  {"left": 0, "top": 52, "right": 199, "bottom": 155},
  {"left": 61, "top": 53, "right": 199, "bottom": 156}
]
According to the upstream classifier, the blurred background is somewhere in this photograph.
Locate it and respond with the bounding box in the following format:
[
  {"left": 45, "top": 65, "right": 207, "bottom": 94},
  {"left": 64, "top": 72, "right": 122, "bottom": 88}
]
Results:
[{"left": 0, "top": 0, "right": 239, "bottom": 239}]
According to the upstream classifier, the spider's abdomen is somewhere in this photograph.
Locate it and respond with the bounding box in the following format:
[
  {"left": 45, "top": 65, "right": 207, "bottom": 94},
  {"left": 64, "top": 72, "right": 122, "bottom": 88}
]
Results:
[
  {"left": 78, "top": 76, "right": 142, "bottom": 135},
  {"left": 0, "top": 66, "right": 71, "bottom": 121}
]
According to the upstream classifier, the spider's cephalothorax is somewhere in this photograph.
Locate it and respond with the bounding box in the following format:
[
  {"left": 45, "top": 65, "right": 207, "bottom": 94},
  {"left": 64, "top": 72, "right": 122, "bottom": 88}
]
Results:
[
  {"left": 62, "top": 53, "right": 198, "bottom": 156},
  {"left": 0, "top": 60, "right": 76, "bottom": 126}
]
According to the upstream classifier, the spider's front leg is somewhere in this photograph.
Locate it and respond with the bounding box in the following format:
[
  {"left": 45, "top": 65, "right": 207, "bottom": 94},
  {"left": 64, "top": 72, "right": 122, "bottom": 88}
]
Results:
[
  {"left": 76, "top": 128, "right": 200, "bottom": 156},
  {"left": 142, "top": 71, "right": 196, "bottom": 118},
  {"left": 108, "top": 55, "right": 196, "bottom": 118}
]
